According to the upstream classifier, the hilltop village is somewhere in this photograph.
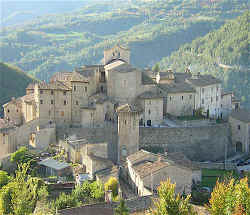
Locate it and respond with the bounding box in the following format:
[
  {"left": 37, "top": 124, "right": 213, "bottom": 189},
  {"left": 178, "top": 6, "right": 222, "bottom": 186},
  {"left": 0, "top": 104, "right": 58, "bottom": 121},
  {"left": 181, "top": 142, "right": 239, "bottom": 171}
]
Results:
[{"left": 0, "top": 45, "right": 249, "bottom": 213}]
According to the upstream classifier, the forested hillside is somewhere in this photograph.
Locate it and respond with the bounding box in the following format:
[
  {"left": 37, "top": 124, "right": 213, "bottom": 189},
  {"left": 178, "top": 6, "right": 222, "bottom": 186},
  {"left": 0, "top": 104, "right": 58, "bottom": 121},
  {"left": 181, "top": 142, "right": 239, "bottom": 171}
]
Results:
[
  {"left": 0, "top": 0, "right": 248, "bottom": 82},
  {"left": 0, "top": 63, "right": 36, "bottom": 115},
  {"left": 158, "top": 11, "right": 250, "bottom": 108}
]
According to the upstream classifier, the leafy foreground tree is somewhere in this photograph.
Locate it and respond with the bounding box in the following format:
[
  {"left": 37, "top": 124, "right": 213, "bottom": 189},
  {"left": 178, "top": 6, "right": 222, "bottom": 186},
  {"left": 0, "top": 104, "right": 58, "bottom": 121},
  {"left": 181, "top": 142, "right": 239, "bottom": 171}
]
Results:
[
  {"left": 208, "top": 177, "right": 250, "bottom": 215},
  {"left": 0, "top": 163, "right": 48, "bottom": 215},
  {"left": 115, "top": 199, "right": 129, "bottom": 215},
  {"left": 151, "top": 179, "right": 197, "bottom": 215},
  {"left": 0, "top": 170, "right": 10, "bottom": 189}
]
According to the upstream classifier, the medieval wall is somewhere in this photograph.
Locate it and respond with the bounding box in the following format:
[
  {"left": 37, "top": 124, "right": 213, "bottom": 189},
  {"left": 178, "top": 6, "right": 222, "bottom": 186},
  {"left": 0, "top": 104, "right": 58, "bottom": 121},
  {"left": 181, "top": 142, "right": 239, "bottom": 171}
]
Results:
[
  {"left": 57, "top": 122, "right": 118, "bottom": 163},
  {"left": 139, "top": 124, "right": 233, "bottom": 161}
]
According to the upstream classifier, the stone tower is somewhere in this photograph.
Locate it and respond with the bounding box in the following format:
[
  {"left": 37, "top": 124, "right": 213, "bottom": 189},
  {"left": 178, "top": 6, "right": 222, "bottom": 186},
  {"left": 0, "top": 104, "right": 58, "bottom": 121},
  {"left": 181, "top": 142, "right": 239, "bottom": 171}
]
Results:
[
  {"left": 104, "top": 45, "right": 130, "bottom": 65},
  {"left": 117, "top": 104, "right": 140, "bottom": 164}
]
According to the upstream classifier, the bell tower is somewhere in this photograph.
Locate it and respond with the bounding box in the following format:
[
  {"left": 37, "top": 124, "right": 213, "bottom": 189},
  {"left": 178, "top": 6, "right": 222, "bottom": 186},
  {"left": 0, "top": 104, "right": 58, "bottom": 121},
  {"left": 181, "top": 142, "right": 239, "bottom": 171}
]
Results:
[
  {"left": 104, "top": 45, "right": 130, "bottom": 65},
  {"left": 117, "top": 104, "right": 140, "bottom": 164}
]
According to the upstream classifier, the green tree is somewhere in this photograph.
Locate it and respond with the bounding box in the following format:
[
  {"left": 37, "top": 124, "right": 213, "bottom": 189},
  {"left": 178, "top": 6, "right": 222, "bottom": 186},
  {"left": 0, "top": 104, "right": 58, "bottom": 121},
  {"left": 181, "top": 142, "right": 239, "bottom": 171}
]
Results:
[
  {"left": 105, "top": 177, "right": 119, "bottom": 198},
  {"left": 152, "top": 63, "right": 160, "bottom": 73},
  {"left": 115, "top": 199, "right": 129, "bottom": 215},
  {"left": 10, "top": 147, "right": 28, "bottom": 163},
  {"left": 151, "top": 179, "right": 197, "bottom": 215},
  {"left": 0, "top": 170, "right": 10, "bottom": 188},
  {"left": 0, "top": 163, "right": 48, "bottom": 215},
  {"left": 90, "top": 181, "right": 105, "bottom": 200},
  {"left": 208, "top": 177, "right": 250, "bottom": 215}
]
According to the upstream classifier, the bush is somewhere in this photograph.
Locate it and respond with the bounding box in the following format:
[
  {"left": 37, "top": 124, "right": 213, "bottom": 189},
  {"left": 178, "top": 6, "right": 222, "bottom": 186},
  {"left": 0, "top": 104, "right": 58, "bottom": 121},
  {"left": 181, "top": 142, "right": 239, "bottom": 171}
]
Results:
[
  {"left": 105, "top": 177, "right": 118, "bottom": 198},
  {"left": 208, "top": 177, "right": 250, "bottom": 215},
  {"left": 151, "top": 179, "right": 197, "bottom": 215}
]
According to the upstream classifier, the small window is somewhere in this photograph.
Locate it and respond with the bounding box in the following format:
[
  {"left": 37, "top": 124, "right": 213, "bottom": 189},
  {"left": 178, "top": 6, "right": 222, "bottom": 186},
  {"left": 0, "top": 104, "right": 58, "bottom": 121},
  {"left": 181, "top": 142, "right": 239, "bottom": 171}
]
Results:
[
  {"left": 40, "top": 90, "right": 43, "bottom": 94},
  {"left": 51, "top": 100, "right": 54, "bottom": 105},
  {"left": 124, "top": 120, "right": 127, "bottom": 125},
  {"left": 169, "top": 96, "right": 172, "bottom": 101},
  {"left": 7, "top": 109, "right": 10, "bottom": 113},
  {"left": 211, "top": 97, "right": 213, "bottom": 103},
  {"left": 51, "top": 90, "right": 54, "bottom": 95},
  {"left": 238, "top": 125, "right": 241, "bottom": 130},
  {"left": 221, "top": 104, "right": 223, "bottom": 108},
  {"left": 85, "top": 87, "right": 87, "bottom": 92},
  {"left": 113, "top": 52, "right": 115, "bottom": 56},
  {"left": 148, "top": 109, "right": 151, "bottom": 115},
  {"left": 76, "top": 101, "right": 79, "bottom": 105},
  {"left": 64, "top": 100, "right": 67, "bottom": 105},
  {"left": 40, "top": 100, "right": 43, "bottom": 104},
  {"left": 202, "top": 99, "right": 204, "bottom": 104},
  {"left": 181, "top": 96, "right": 184, "bottom": 100},
  {"left": 63, "top": 91, "right": 67, "bottom": 96},
  {"left": 73, "top": 86, "right": 76, "bottom": 91},
  {"left": 16, "top": 109, "right": 18, "bottom": 113},
  {"left": 189, "top": 95, "right": 192, "bottom": 99},
  {"left": 123, "top": 80, "right": 127, "bottom": 88},
  {"left": 121, "top": 146, "right": 127, "bottom": 157}
]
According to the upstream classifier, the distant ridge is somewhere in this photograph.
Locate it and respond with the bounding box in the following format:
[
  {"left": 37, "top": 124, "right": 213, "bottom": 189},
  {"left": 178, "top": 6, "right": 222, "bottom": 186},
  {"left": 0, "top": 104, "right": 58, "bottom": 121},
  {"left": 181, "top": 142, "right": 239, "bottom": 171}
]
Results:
[{"left": 0, "top": 63, "right": 36, "bottom": 115}]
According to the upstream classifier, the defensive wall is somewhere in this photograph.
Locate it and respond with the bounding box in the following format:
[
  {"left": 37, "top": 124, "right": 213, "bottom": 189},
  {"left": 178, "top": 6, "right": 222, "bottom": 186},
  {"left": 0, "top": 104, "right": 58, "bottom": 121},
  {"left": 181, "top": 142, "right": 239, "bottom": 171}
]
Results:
[
  {"left": 139, "top": 123, "right": 234, "bottom": 161},
  {"left": 56, "top": 122, "right": 118, "bottom": 163},
  {"left": 56, "top": 122, "right": 234, "bottom": 163}
]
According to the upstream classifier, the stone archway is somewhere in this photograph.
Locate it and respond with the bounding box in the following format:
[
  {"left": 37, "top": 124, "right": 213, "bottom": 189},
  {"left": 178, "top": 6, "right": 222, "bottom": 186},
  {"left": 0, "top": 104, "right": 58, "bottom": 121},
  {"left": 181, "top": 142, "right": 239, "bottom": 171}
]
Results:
[{"left": 236, "top": 141, "right": 243, "bottom": 153}]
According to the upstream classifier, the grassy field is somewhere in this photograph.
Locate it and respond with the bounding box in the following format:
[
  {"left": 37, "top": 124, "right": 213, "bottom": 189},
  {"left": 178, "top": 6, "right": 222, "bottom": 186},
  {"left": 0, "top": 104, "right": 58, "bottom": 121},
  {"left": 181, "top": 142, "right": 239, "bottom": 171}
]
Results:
[{"left": 201, "top": 169, "right": 238, "bottom": 189}]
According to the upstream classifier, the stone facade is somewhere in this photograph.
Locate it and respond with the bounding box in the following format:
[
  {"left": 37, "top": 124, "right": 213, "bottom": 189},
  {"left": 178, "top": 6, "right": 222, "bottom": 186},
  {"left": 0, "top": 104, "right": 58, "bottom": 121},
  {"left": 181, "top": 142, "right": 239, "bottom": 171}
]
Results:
[
  {"left": 186, "top": 73, "right": 222, "bottom": 118},
  {"left": 126, "top": 150, "right": 201, "bottom": 196},
  {"left": 139, "top": 124, "right": 233, "bottom": 161},
  {"left": 229, "top": 109, "right": 250, "bottom": 154}
]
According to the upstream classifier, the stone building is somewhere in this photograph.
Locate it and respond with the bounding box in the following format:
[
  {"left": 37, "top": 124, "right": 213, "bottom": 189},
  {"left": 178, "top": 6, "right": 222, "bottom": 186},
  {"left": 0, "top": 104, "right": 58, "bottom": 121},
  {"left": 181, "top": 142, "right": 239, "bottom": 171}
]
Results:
[
  {"left": 117, "top": 104, "right": 141, "bottom": 164},
  {"left": 1, "top": 44, "right": 237, "bottom": 163},
  {"left": 0, "top": 119, "right": 17, "bottom": 159},
  {"left": 60, "top": 135, "right": 114, "bottom": 178},
  {"left": 126, "top": 150, "right": 201, "bottom": 196},
  {"left": 229, "top": 109, "right": 250, "bottom": 154},
  {"left": 186, "top": 73, "right": 222, "bottom": 118}
]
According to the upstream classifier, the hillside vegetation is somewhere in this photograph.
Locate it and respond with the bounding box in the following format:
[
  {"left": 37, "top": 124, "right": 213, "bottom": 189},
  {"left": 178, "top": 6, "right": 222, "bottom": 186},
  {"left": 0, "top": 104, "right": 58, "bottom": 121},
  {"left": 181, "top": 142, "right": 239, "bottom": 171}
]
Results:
[
  {"left": 0, "top": 0, "right": 248, "bottom": 82},
  {"left": 158, "top": 11, "right": 250, "bottom": 108},
  {"left": 0, "top": 63, "right": 36, "bottom": 114}
]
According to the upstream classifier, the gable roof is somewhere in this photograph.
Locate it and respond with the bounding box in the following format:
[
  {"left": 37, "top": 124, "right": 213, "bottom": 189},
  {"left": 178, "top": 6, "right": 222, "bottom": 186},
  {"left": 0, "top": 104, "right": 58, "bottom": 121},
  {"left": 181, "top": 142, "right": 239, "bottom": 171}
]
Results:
[
  {"left": 37, "top": 81, "right": 71, "bottom": 91},
  {"left": 116, "top": 103, "right": 142, "bottom": 113},
  {"left": 158, "top": 82, "right": 195, "bottom": 94},
  {"left": 187, "top": 74, "right": 221, "bottom": 87},
  {"left": 230, "top": 109, "right": 250, "bottom": 123},
  {"left": 138, "top": 87, "right": 166, "bottom": 99}
]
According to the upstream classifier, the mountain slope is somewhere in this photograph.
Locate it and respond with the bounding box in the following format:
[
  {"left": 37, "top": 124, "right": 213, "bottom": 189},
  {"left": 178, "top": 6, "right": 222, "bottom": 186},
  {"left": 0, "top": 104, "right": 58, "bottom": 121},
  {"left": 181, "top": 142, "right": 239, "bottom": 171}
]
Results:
[
  {"left": 0, "top": 0, "right": 248, "bottom": 81},
  {"left": 158, "top": 11, "right": 250, "bottom": 107},
  {"left": 0, "top": 63, "right": 36, "bottom": 115}
]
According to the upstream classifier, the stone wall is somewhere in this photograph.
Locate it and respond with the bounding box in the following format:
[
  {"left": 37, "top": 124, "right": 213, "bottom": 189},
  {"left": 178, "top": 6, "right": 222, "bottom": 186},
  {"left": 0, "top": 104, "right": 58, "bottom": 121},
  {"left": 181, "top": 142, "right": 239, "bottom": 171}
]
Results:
[
  {"left": 139, "top": 124, "right": 233, "bottom": 161},
  {"left": 57, "top": 122, "right": 118, "bottom": 163}
]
